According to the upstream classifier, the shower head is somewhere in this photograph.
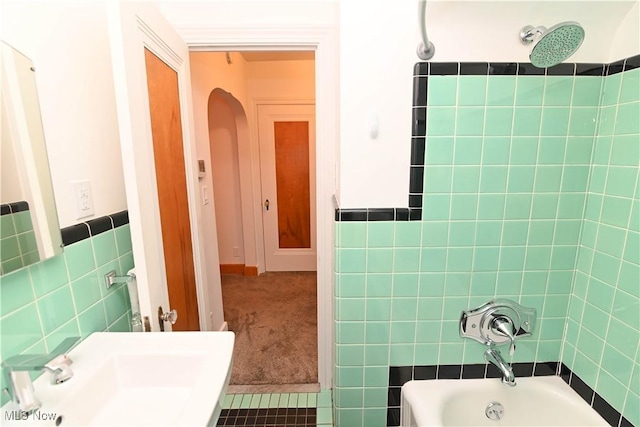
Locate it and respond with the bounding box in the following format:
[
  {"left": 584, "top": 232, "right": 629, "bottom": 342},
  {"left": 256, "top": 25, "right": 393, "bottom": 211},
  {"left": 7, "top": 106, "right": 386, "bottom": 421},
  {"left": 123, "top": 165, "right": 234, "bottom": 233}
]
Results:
[{"left": 520, "top": 21, "right": 585, "bottom": 68}]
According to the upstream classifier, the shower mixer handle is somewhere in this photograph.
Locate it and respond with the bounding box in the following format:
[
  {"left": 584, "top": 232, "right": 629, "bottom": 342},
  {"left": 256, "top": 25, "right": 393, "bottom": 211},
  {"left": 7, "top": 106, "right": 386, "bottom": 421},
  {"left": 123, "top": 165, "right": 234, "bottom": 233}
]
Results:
[{"left": 490, "top": 315, "right": 516, "bottom": 356}]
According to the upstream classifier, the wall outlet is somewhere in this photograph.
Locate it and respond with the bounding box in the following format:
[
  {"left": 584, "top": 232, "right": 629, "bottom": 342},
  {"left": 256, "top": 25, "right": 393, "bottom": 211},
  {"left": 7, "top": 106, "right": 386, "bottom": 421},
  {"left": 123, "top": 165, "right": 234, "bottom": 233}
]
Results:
[
  {"left": 232, "top": 246, "right": 240, "bottom": 257},
  {"left": 70, "top": 180, "right": 94, "bottom": 219}
]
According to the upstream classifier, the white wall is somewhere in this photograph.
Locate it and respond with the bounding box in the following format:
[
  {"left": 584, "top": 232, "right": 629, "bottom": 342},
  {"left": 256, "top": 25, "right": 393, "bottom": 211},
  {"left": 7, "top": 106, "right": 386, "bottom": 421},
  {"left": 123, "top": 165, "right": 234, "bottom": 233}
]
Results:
[{"left": 1, "top": 1, "right": 126, "bottom": 227}]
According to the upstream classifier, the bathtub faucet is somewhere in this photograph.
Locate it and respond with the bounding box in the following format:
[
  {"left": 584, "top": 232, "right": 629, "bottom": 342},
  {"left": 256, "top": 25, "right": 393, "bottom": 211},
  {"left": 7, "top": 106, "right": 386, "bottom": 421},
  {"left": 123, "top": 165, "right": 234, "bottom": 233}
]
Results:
[{"left": 484, "top": 347, "right": 515, "bottom": 386}]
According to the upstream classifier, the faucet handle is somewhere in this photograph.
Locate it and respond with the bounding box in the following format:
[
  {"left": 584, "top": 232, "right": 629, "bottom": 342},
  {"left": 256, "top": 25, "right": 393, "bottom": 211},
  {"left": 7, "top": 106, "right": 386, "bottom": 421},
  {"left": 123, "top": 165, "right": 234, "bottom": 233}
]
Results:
[
  {"left": 44, "top": 355, "right": 74, "bottom": 384},
  {"left": 491, "top": 316, "right": 516, "bottom": 355}
]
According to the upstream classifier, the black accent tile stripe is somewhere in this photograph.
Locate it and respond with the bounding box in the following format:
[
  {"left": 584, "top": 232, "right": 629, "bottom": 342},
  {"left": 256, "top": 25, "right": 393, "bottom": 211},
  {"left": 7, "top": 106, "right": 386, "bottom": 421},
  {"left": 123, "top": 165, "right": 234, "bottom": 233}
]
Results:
[
  {"left": 386, "top": 363, "right": 626, "bottom": 427},
  {"left": 337, "top": 54, "right": 639, "bottom": 225},
  {"left": 9, "top": 201, "right": 29, "bottom": 213},
  {"left": 1, "top": 204, "right": 12, "bottom": 216},
  {"left": 87, "top": 216, "right": 113, "bottom": 236},
  {"left": 110, "top": 210, "right": 129, "bottom": 227},
  {"left": 216, "top": 407, "right": 316, "bottom": 427},
  {"left": 61, "top": 223, "right": 91, "bottom": 246}
]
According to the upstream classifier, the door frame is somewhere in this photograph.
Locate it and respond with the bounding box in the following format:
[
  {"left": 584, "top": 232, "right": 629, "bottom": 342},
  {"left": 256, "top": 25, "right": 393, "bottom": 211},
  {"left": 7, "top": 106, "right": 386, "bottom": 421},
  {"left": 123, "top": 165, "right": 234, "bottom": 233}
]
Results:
[
  {"left": 253, "top": 99, "right": 316, "bottom": 272},
  {"left": 185, "top": 29, "right": 337, "bottom": 388}
]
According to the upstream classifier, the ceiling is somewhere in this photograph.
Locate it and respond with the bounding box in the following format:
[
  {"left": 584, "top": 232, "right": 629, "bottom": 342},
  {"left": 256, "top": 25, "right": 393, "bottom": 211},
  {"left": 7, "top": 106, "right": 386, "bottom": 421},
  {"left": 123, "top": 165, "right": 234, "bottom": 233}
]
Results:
[{"left": 239, "top": 51, "right": 315, "bottom": 62}]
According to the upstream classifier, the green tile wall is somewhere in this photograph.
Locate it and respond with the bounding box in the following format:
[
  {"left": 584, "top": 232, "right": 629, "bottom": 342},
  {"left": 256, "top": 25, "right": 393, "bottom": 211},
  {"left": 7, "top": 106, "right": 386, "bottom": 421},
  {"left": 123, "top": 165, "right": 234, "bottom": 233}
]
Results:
[
  {"left": 0, "top": 222, "right": 134, "bottom": 405},
  {"left": 335, "top": 70, "right": 607, "bottom": 427},
  {"left": 563, "top": 66, "right": 640, "bottom": 426},
  {"left": 1, "top": 210, "right": 40, "bottom": 275}
]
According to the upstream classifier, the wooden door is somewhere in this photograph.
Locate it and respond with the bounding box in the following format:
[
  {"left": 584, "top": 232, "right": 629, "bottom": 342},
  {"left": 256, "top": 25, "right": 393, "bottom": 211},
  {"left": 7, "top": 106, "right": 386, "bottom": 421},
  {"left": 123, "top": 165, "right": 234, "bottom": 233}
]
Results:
[
  {"left": 144, "top": 49, "right": 199, "bottom": 331},
  {"left": 258, "top": 104, "right": 316, "bottom": 271}
]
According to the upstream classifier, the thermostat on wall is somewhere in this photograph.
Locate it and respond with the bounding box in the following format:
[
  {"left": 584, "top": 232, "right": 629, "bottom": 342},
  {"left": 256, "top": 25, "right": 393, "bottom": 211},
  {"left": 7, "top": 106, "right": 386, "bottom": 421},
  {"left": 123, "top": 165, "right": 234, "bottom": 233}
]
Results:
[{"left": 198, "top": 160, "right": 206, "bottom": 179}]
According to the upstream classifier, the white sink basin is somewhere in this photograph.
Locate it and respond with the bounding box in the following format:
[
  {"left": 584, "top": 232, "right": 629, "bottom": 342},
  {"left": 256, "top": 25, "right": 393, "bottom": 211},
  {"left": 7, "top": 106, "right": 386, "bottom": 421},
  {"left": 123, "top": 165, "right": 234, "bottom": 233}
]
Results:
[{"left": 2, "top": 332, "right": 235, "bottom": 426}]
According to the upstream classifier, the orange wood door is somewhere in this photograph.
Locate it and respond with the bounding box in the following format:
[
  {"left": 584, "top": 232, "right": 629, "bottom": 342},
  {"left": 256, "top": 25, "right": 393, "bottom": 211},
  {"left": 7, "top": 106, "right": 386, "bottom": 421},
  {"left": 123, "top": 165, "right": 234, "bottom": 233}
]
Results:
[
  {"left": 274, "top": 121, "right": 311, "bottom": 249},
  {"left": 144, "top": 48, "right": 199, "bottom": 331}
]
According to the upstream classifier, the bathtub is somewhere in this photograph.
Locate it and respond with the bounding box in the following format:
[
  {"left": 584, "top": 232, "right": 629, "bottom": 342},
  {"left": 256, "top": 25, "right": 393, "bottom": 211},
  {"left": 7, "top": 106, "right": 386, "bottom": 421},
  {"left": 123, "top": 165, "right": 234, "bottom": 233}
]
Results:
[{"left": 401, "top": 376, "right": 608, "bottom": 427}]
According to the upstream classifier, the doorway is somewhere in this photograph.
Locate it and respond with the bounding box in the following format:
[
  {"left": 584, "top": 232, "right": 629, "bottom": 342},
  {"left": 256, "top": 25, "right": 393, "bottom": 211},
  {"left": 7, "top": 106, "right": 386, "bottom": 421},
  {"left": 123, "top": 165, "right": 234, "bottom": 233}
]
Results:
[{"left": 199, "top": 51, "right": 318, "bottom": 388}]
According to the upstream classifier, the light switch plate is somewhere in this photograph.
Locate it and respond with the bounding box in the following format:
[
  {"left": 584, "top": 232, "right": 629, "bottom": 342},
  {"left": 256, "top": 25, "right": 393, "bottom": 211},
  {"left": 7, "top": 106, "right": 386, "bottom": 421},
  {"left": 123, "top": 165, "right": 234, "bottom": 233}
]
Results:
[{"left": 70, "top": 180, "right": 94, "bottom": 219}]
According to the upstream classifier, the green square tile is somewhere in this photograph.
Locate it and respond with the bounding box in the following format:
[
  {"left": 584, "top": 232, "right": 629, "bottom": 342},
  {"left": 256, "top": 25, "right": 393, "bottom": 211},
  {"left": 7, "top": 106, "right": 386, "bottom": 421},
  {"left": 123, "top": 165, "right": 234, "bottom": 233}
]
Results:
[
  {"left": 118, "top": 252, "right": 134, "bottom": 276},
  {"left": 12, "top": 211, "right": 33, "bottom": 234},
  {"left": 338, "top": 249, "right": 366, "bottom": 273},
  {"left": 475, "top": 221, "right": 502, "bottom": 246},
  {"left": 424, "top": 166, "right": 452, "bottom": 193},
  {"left": 531, "top": 194, "right": 559, "bottom": 220},
  {"left": 507, "top": 166, "right": 535, "bottom": 192},
  {"left": 363, "top": 407, "right": 387, "bottom": 425},
  {"left": 115, "top": 224, "right": 132, "bottom": 255},
  {"left": 364, "top": 344, "right": 389, "bottom": 366},
  {"left": 423, "top": 195, "right": 451, "bottom": 220},
  {"left": 367, "top": 248, "right": 393, "bottom": 273},
  {"left": 427, "top": 107, "right": 456, "bottom": 135},
  {"left": 391, "top": 299, "right": 417, "bottom": 321},
  {"left": 538, "top": 317, "right": 564, "bottom": 340},
  {"left": 569, "top": 107, "right": 598, "bottom": 136},
  {"left": 600, "top": 196, "right": 632, "bottom": 228},
  {"left": 541, "top": 107, "right": 570, "bottom": 135},
  {"left": 586, "top": 278, "right": 615, "bottom": 313},
  {"left": 470, "top": 272, "right": 497, "bottom": 296},
  {"left": 502, "top": 221, "right": 529, "bottom": 245},
  {"left": 448, "top": 221, "right": 475, "bottom": 247},
  {"left": 513, "top": 107, "right": 542, "bottom": 136},
  {"left": 367, "top": 222, "right": 394, "bottom": 248},
  {"left": 516, "top": 77, "right": 544, "bottom": 106},
  {"left": 605, "top": 167, "right": 637, "bottom": 198},
  {"left": 477, "top": 195, "right": 505, "bottom": 220},
  {"left": 581, "top": 303, "right": 610, "bottom": 339},
  {"left": 572, "top": 77, "right": 603, "bottom": 106},
  {"left": 395, "top": 222, "right": 422, "bottom": 247},
  {"left": 534, "top": 166, "right": 562, "bottom": 192},
  {"left": 393, "top": 274, "right": 419, "bottom": 297},
  {"left": 510, "top": 137, "right": 539, "bottom": 165},
  {"left": 547, "top": 271, "right": 573, "bottom": 294},
  {"left": 554, "top": 220, "right": 581, "bottom": 245},
  {"left": 528, "top": 221, "right": 555, "bottom": 245},
  {"left": 482, "top": 137, "right": 511, "bottom": 165},
  {"left": 365, "top": 298, "right": 390, "bottom": 321},
  {"left": 588, "top": 166, "right": 607, "bottom": 194},
  {"left": 104, "top": 286, "right": 128, "bottom": 324},
  {"left": 446, "top": 247, "right": 473, "bottom": 272},
  {"left": 444, "top": 273, "right": 471, "bottom": 296},
  {"left": 70, "top": 272, "right": 101, "bottom": 313},
  {"left": 606, "top": 318, "right": 637, "bottom": 360},
  {"left": 390, "top": 321, "right": 416, "bottom": 343},
  {"left": 452, "top": 166, "right": 480, "bottom": 193},
  {"left": 17, "top": 231, "right": 38, "bottom": 254},
  {"left": 611, "top": 290, "right": 639, "bottom": 329},
  {"left": 522, "top": 271, "right": 548, "bottom": 294},
  {"left": 37, "top": 286, "right": 75, "bottom": 335},
  {"left": 450, "top": 195, "right": 478, "bottom": 220},
  {"left": 364, "top": 322, "right": 388, "bottom": 344},
  {"left": 338, "top": 222, "right": 366, "bottom": 248},
  {"left": 454, "top": 137, "right": 483, "bottom": 164},
  {"left": 456, "top": 107, "right": 485, "bottom": 136},
  {"left": 593, "top": 136, "right": 613, "bottom": 164},
  {"left": 565, "top": 137, "right": 594, "bottom": 164},
  {"left": 337, "top": 408, "right": 363, "bottom": 426},
  {"left": 339, "top": 274, "right": 366, "bottom": 298},
  {"left": 339, "top": 299, "right": 365, "bottom": 321},
  {"left": 601, "top": 73, "right": 622, "bottom": 105},
  {"left": 487, "top": 77, "right": 516, "bottom": 106},
  {"left": 458, "top": 76, "right": 487, "bottom": 105},
  {"left": 615, "top": 101, "right": 640, "bottom": 135},
  {"left": 619, "top": 67, "right": 640, "bottom": 103},
  {"left": 64, "top": 238, "right": 96, "bottom": 282},
  {"left": 425, "top": 136, "right": 454, "bottom": 164},
  {"left": 418, "top": 273, "right": 445, "bottom": 296},
  {"left": 0, "top": 303, "right": 44, "bottom": 359},
  {"left": 394, "top": 248, "right": 420, "bottom": 272},
  {"left": 45, "top": 319, "right": 80, "bottom": 352},
  {"left": 623, "top": 231, "right": 639, "bottom": 264},
  {"left": 0, "top": 269, "right": 34, "bottom": 315},
  {"left": 0, "top": 215, "right": 16, "bottom": 239},
  {"left": 428, "top": 76, "right": 457, "bottom": 106},
  {"left": 420, "top": 248, "right": 447, "bottom": 272},
  {"left": 550, "top": 244, "right": 578, "bottom": 270},
  {"left": 538, "top": 137, "right": 566, "bottom": 164},
  {"left": 439, "top": 343, "right": 464, "bottom": 364},
  {"left": 542, "top": 294, "right": 570, "bottom": 318},
  {"left": 422, "top": 221, "right": 448, "bottom": 247},
  {"left": 596, "top": 371, "right": 628, "bottom": 414},
  {"left": 610, "top": 135, "right": 640, "bottom": 167},
  {"left": 544, "top": 76, "right": 573, "bottom": 106},
  {"left": 630, "top": 200, "right": 639, "bottom": 232},
  {"left": 337, "top": 344, "right": 364, "bottom": 366},
  {"left": 484, "top": 108, "right": 514, "bottom": 136},
  {"left": 417, "top": 300, "right": 443, "bottom": 322},
  {"left": 108, "top": 313, "right": 130, "bottom": 332},
  {"left": 557, "top": 194, "right": 586, "bottom": 219},
  {"left": 414, "top": 343, "right": 439, "bottom": 365},
  {"left": 525, "top": 246, "right": 551, "bottom": 270},
  {"left": 366, "top": 274, "right": 392, "bottom": 297},
  {"left": 479, "top": 166, "right": 508, "bottom": 193},
  {"left": 591, "top": 251, "right": 620, "bottom": 286},
  {"left": 573, "top": 349, "right": 599, "bottom": 385},
  {"left": 505, "top": 194, "right": 532, "bottom": 220},
  {"left": 598, "top": 107, "right": 617, "bottom": 136},
  {"left": 496, "top": 271, "right": 523, "bottom": 294},
  {"left": 1, "top": 257, "right": 23, "bottom": 276},
  {"left": 473, "top": 247, "right": 499, "bottom": 272},
  {"left": 1, "top": 236, "right": 20, "bottom": 261},
  {"left": 561, "top": 166, "right": 590, "bottom": 192},
  {"left": 595, "top": 224, "right": 626, "bottom": 258},
  {"left": 584, "top": 194, "right": 603, "bottom": 221},
  {"left": 362, "top": 387, "right": 386, "bottom": 406},
  {"left": 92, "top": 230, "right": 118, "bottom": 268}
]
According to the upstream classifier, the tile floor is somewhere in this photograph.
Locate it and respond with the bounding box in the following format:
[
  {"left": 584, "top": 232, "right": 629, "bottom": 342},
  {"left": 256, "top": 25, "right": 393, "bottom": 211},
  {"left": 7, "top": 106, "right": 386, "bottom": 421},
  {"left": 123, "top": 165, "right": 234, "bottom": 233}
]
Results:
[{"left": 218, "top": 390, "right": 333, "bottom": 426}]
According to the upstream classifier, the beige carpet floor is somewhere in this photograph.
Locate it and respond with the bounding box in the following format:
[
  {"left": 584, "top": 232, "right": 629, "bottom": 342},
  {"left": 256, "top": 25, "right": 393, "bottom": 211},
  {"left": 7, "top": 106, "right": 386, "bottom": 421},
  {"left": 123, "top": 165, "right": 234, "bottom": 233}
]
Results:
[{"left": 221, "top": 272, "right": 318, "bottom": 385}]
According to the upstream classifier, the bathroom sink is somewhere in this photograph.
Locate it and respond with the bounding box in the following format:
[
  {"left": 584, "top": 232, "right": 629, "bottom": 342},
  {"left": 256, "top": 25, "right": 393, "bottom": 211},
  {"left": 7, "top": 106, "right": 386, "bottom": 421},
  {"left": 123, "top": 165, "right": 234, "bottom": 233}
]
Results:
[{"left": 1, "top": 332, "right": 235, "bottom": 426}]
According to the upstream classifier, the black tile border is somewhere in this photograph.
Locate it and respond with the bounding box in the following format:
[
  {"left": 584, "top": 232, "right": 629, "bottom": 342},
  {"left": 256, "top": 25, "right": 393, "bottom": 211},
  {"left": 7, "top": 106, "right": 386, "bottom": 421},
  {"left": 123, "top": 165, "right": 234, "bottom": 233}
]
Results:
[
  {"left": 336, "top": 53, "right": 640, "bottom": 223},
  {"left": 386, "top": 362, "right": 629, "bottom": 427},
  {"left": 1, "top": 201, "right": 30, "bottom": 215},
  {"left": 61, "top": 210, "right": 129, "bottom": 246}
]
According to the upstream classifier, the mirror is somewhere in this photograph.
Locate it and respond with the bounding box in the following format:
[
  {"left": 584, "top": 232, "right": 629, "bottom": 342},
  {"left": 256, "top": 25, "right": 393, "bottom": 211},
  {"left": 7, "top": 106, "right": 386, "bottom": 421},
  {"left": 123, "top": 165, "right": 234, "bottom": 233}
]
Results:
[{"left": 1, "top": 42, "right": 62, "bottom": 275}]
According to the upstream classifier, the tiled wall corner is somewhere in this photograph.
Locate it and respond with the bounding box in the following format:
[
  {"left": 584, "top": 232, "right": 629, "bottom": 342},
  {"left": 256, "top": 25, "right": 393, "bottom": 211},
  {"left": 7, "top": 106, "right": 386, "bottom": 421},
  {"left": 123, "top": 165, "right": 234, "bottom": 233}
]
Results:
[
  {"left": 0, "top": 211, "right": 134, "bottom": 406},
  {"left": 563, "top": 61, "right": 640, "bottom": 426}
]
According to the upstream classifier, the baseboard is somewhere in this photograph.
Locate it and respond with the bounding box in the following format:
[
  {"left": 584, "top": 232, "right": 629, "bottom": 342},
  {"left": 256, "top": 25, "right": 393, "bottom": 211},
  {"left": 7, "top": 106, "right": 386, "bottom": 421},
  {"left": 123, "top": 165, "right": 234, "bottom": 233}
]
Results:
[
  {"left": 244, "top": 265, "right": 258, "bottom": 276},
  {"left": 220, "top": 264, "right": 245, "bottom": 275}
]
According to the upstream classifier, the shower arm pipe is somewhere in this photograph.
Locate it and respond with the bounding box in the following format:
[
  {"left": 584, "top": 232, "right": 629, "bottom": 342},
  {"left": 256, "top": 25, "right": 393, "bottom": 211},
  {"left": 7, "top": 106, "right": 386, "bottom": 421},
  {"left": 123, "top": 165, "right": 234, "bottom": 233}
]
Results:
[{"left": 417, "top": 0, "right": 435, "bottom": 60}]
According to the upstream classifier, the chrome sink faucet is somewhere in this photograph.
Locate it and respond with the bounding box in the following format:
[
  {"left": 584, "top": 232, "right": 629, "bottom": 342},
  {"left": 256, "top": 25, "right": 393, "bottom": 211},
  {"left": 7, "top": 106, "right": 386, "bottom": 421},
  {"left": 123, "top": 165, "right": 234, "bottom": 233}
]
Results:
[
  {"left": 484, "top": 347, "right": 515, "bottom": 386},
  {"left": 2, "top": 336, "right": 80, "bottom": 414}
]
